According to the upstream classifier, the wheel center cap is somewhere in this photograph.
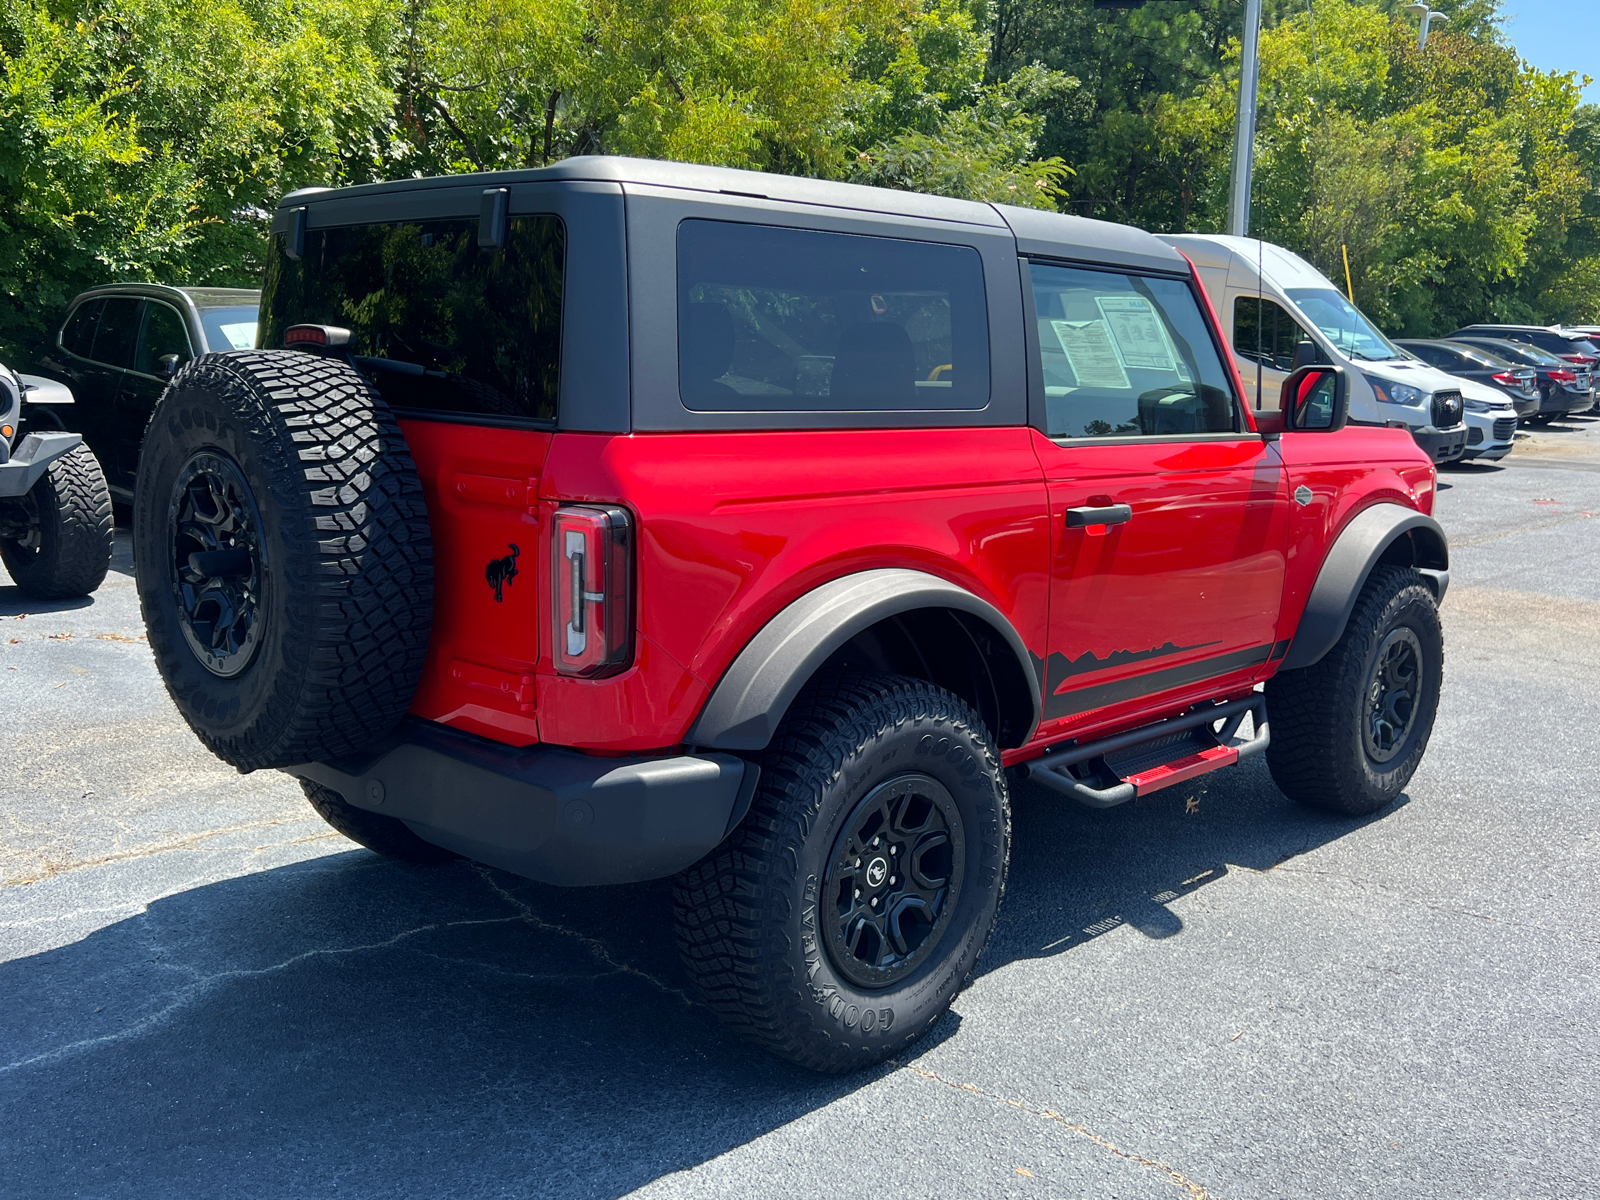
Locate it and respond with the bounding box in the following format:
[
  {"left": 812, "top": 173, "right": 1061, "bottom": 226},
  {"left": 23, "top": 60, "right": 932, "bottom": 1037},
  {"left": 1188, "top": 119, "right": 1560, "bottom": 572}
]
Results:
[{"left": 866, "top": 857, "right": 889, "bottom": 888}]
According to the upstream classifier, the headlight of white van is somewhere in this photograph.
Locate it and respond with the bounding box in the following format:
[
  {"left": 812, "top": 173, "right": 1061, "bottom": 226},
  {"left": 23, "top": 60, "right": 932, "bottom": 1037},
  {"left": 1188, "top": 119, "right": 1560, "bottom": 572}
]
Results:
[{"left": 1366, "top": 376, "right": 1424, "bottom": 407}]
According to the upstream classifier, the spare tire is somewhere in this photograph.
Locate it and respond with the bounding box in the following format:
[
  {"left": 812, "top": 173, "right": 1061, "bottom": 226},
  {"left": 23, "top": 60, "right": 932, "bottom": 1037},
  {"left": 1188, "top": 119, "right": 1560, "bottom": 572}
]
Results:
[{"left": 133, "top": 351, "right": 433, "bottom": 771}]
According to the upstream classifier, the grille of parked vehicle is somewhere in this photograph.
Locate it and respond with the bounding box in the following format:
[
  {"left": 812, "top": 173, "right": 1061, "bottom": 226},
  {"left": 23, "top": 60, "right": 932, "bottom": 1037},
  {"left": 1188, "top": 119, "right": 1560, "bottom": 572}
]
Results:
[
  {"left": 1493, "top": 417, "right": 1517, "bottom": 441},
  {"left": 1433, "top": 390, "right": 1463, "bottom": 428}
]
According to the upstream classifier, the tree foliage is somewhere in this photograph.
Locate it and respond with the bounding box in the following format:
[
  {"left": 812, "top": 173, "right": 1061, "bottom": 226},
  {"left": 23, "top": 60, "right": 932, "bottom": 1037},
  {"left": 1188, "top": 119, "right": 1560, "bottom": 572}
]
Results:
[{"left": 1, "top": 0, "right": 1597, "bottom": 359}]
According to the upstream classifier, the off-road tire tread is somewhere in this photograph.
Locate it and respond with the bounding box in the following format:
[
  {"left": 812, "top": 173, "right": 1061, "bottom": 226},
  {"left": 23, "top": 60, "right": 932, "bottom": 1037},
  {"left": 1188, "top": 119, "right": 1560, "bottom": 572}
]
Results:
[
  {"left": 299, "top": 780, "right": 458, "bottom": 864},
  {"left": 1266, "top": 564, "right": 1441, "bottom": 815},
  {"left": 0, "top": 442, "right": 113, "bottom": 599},
  {"left": 673, "top": 671, "right": 1010, "bottom": 1074},
  {"left": 137, "top": 351, "right": 432, "bottom": 771}
]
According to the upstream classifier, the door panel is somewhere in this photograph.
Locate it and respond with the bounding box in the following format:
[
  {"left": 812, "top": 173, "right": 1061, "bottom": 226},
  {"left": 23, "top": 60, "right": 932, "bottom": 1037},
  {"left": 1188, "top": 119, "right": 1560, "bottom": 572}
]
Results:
[{"left": 1034, "top": 430, "right": 1289, "bottom": 733}]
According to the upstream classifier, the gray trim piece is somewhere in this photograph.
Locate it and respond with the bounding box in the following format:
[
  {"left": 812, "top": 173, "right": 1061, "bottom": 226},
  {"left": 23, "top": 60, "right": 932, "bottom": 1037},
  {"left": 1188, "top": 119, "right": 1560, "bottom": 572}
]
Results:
[
  {"left": 285, "top": 720, "right": 750, "bottom": 887},
  {"left": 996, "top": 204, "right": 1191, "bottom": 275},
  {"left": 17, "top": 375, "right": 73, "bottom": 404},
  {"left": 0, "top": 432, "right": 83, "bottom": 497},
  {"left": 688, "top": 568, "right": 1042, "bottom": 751},
  {"left": 1281, "top": 503, "right": 1449, "bottom": 670}
]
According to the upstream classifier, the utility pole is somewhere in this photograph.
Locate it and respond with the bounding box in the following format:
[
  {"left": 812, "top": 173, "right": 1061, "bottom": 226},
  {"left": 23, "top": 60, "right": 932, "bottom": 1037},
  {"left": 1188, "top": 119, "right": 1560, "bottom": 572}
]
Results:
[
  {"left": 1226, "top": 0, "right": 1263, "bottom": 237},
  {"left": 1403, "top": 3, "right": 1446, "bottom": 49}
]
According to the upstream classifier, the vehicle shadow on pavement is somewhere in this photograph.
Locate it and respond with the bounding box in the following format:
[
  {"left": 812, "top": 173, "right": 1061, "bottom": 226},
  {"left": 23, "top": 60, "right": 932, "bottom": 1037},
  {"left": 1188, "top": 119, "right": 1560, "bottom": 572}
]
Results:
[{"left": 0, "top": 758, "right": 1387, "bottom": 1199}]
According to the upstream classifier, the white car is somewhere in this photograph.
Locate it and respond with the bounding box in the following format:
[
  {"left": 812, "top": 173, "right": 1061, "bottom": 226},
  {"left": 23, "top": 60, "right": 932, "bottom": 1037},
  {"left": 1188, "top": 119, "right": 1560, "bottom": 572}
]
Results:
[
  {"left": 1162, "top": 235, "right": 1469, "bottom": 464},
  {"left": 1454, "top": 376, "right": 1518, "bottom": 462}
]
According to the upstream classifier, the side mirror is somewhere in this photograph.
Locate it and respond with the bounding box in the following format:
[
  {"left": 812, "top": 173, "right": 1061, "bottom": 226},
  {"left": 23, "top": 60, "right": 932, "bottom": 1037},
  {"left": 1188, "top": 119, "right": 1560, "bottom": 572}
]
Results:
[
  {"left": 1280, "top": 364, "right": 1348, "bottom": 433},
  {"left": 156, "top": 354, "right": 181, "bottom": 380},
  {"left": 1291, "top": 339, "right": 1318, "bottom": 371}
]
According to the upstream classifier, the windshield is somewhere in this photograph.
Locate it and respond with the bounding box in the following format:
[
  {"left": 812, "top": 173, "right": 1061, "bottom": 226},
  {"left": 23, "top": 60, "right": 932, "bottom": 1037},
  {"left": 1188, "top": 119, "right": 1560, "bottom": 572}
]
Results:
[
  {"left": 1284, "top": 287, "right": 1402, "bottom": 362},
  {"left": 198, "top": 305, "right": 258, "bottom": 352}
]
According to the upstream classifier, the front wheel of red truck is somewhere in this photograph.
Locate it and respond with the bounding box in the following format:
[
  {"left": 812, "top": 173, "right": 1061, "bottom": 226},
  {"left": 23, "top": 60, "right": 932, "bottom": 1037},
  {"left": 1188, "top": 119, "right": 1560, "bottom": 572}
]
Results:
[
  {"left": 673, "top": 672, "right": 1010, "bottom": 1074},
  {"left": 1266, "top": 565, "right": 1443, "bottom": 816}
]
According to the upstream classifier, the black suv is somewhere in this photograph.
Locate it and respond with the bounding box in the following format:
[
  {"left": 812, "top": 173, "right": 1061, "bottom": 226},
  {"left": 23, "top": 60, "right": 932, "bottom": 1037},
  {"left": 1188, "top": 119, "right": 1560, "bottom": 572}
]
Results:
[
  {"left": 30, "top": 286, "right": 259, "bottom": 498},
  {"left": 1447, "top": 336, "right": 1595, "bottom": 421}
]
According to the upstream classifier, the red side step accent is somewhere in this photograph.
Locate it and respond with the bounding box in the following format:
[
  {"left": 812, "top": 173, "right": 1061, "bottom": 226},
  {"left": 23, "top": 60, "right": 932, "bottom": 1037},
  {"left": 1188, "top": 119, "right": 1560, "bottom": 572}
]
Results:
[{"left": 1126, "top": 743, "right": 1239, "bottom": 796}]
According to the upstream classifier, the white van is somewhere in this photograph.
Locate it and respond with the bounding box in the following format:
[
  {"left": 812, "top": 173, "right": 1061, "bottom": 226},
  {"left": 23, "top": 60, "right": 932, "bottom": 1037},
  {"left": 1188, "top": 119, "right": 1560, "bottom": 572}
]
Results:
[{"left": 1162, "top": 236, "right": 1472, "bottom": 464}]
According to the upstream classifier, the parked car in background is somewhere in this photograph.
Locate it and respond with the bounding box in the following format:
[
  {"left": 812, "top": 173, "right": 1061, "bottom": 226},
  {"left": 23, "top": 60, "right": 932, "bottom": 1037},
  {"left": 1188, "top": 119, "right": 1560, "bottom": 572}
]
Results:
[
  {"left": 1162, "top": 235, "right": 1467, "bottom": 463},
  {"left": 29, "top": 286, "right": 259, "bottom": 499},
  {"left": 1446, "top": 336, "right": 1595, "bottom": 422},
  {"left": 1395, "top": 339, "right": 1540, "bottom": 419},
  {"left": 1448, "top": 324, "right": 1600, "bottom": 369},
  {"left": 1449, "top": 377, "right": 1520, "bottom": 461}
]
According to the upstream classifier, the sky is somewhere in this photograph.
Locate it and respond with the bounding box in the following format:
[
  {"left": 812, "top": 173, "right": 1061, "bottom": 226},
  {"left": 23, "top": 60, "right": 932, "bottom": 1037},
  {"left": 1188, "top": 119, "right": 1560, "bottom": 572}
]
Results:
[{"left": 1499, "top": 0, "right": 1600, "bottom": 103}]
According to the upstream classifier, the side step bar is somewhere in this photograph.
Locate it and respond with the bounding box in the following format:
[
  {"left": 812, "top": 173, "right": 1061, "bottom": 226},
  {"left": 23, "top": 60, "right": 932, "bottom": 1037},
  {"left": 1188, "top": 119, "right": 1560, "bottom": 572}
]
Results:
[{"left": 1024, "top": 694, "right": 1270, "bottom": 810}]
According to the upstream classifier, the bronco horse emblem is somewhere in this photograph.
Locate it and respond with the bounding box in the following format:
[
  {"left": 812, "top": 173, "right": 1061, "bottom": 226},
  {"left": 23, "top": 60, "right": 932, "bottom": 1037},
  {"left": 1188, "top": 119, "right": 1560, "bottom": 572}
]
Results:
[{"left": 485, "top": 543, "right": 520, "bottom": 603}]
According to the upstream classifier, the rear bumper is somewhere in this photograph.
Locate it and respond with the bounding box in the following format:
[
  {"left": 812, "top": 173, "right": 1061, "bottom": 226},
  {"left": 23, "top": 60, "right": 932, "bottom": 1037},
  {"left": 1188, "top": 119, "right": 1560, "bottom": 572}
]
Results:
[
  {"left": 1410, "top": 425, "right": 1467, "bottom": 464},
  {"left": 284, "top": 719, "right": 757, "bottom": 886},
  {"left": 1546, "top": 387, "right": 1595, "bottom": 415},
  {"left": 0, "top": 432, "right": 81, "bottom": 498}
]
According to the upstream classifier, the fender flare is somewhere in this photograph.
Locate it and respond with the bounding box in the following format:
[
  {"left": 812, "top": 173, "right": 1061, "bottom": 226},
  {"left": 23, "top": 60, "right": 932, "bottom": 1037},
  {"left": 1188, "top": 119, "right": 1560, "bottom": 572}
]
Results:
[
  {"left": 1281, "top": 502, "right": 1449, "bottom": 671},
  {"left": 687, "top": 568, "right": 1042, "bottom": 751}
]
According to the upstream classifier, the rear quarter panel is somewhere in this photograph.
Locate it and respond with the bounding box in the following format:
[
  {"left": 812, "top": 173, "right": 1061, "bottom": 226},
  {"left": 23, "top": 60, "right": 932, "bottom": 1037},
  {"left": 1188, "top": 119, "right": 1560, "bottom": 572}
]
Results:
[{"left": 536, "top": 428, "right": 1051, "bottom": 752}]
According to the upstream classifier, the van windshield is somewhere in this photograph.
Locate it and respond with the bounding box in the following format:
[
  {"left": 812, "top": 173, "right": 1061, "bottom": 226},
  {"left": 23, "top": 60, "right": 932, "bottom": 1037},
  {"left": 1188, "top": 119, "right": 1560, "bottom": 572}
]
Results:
[{"left": 1284, "top": 288, "right": 1402, "bottom": 362}]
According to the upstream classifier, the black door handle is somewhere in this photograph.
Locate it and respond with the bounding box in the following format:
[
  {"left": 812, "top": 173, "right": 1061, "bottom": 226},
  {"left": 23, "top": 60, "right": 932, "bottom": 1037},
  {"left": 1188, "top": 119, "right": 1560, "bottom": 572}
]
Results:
[{"left": 1065, "top": 504, "right": 1132, "bottom": 529}]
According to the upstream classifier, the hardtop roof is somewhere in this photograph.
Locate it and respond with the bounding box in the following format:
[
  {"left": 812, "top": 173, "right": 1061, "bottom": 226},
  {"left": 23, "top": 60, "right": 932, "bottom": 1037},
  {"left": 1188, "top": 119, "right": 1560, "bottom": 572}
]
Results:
[{"left": 279, "top": 156, "right": 1187, "bottom": 274}]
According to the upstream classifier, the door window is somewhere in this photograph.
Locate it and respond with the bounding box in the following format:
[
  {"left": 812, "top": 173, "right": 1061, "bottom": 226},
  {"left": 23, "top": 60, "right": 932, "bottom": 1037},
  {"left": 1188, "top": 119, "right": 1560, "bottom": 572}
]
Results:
[
  {"left": 89, "top": 298, "right": 143, "bottom": 369},
  {"left": 60, "top": 300, "right": 104, "bottom": 358},
  {"left": 1029, "top": 262, "right": 1237, "bottom": 439},
  {"left": 135, "top": 302, "right": 193, "bottom": 376},
  {"left": 676, "top": 220, "right": 990, "bottom": 412},
  {"left": 1234, "top": 296, "right": 1313, "bottom": 371}
]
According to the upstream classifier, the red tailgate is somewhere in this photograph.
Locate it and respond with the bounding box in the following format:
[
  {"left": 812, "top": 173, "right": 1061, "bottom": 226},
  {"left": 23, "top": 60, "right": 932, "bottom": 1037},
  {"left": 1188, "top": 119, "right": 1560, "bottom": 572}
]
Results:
[{"left": 402, "top": 419, "right": 552, "bottom": 745}]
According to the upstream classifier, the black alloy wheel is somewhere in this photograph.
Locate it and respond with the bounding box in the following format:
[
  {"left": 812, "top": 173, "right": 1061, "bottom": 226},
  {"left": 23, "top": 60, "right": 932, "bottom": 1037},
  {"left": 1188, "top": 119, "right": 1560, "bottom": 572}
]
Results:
[
  {"left": 168, "top": 450, "right": 265, "bottom": 677},
  {"left": 823, "top": 773, "right": 965, "bottom": 989},
  {"left": 1363, "top": 627, "right": 1422, "bottom": 764}
]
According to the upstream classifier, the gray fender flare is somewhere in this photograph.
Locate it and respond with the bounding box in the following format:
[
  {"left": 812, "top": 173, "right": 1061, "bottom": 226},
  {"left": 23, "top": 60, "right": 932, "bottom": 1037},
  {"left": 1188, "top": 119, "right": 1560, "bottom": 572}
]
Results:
[
  {"left": 1281, "top": 502, "right": 1449, "bottom": 671},
  {"left": 687, "top": 568, "right": 1042, "bottom": 751}
]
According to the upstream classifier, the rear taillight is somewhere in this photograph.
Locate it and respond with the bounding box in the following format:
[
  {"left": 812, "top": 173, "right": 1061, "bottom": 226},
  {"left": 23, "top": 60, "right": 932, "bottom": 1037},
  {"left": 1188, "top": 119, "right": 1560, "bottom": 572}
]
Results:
[
  {"left": 551, "top": 505, "right": 633, "bottom": 677},
  {"left": 1558, "top": 354, "right": 1595, "bottom": 365},
  {"left": 1491, "top": 372, "right": 1518, "bottom": 386},
  {"left": 1548, "top": 369, "right": 1577, "bottom": 383}
]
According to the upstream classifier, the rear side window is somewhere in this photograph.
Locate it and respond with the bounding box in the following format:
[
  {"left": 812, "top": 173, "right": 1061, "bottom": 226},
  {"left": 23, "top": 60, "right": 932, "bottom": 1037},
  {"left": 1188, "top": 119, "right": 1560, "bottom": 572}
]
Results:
[
  {"left": 135, "top": 302, "right": 193, "bottom": 375},
  {"left": 676, "top": 220, "right": 990, "bottom": 412},
  {"left": 60, "top": 300, "right": 103, "bottom": 357},
  {"left": 1233, "top": 296, "right": 1313, "bottom": 371},
  {"left": 1030, "top": 263, "right": 1238, "bottom": 439},
  {"left": 260, "top": 215, "right": 565, "bottom": 422},
  {"left": 90, "top": 298, "right": 142, "bottom": 369},
  {"left": 199, "top": 305, "right": 258, "bottom": 352}
]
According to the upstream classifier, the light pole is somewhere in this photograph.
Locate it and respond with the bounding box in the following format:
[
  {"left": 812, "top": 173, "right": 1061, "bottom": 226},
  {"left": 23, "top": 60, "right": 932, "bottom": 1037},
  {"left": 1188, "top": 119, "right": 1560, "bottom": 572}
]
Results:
[
  {"left": 1402, "top": 3, "right": 1446, "bottom": 49},
  {"left": 1226, "top": 0, "right": 1263, "bottom": 236}
]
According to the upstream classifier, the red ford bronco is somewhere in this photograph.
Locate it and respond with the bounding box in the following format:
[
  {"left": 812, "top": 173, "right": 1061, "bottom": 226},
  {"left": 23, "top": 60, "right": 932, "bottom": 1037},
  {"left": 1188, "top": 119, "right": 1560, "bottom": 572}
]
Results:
[{"left": 132, "top": 158, "right": 1447, "bottom": 1073}]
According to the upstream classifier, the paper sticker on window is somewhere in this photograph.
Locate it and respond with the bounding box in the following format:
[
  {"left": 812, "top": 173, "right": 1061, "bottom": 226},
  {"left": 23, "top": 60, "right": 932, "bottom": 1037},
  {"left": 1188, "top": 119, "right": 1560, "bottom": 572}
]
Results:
[
  {"left": 218, "top": 322, "right": 256, "bottom": 350},
  {"left": 1051, "top": 320, "right": 1130, "bottom": 390},
  {"left": 1095, "top": 296, "right": 1178, "bottom": 373}
]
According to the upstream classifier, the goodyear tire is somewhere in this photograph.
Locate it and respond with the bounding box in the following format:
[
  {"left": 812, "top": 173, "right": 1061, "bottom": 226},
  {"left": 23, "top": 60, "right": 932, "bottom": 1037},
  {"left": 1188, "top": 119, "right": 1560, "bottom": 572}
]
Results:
[
  {"left": 0, "top": 442, "right": 113, "bottom": 600},
  {"left": 1266, "top": 565, "right": 1443, "bottom": 815},
  {"left": 673, "top": 671, "right": 1009, "bottom": 1073},
  {"left": 133, "top": 351, "right": 433, "bottom": 772}
]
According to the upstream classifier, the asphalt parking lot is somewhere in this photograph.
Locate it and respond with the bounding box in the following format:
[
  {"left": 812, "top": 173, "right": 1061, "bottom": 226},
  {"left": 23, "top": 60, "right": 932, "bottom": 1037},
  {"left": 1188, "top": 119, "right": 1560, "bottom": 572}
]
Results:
[{"left": 4, "top": 424, "right": 1598, "bottom": 1200}]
